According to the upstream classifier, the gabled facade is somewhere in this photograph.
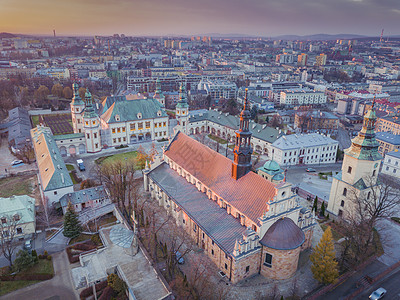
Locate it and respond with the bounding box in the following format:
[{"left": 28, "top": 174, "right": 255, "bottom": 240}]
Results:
[{"left": 144, "top": 95, "right": 315, "bottom": 284}]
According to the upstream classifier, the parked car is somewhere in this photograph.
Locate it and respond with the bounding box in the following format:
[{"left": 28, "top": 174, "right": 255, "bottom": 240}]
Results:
[
  {"left": 11, "top": 160, "right": 23, "bottom": 166},
  {"left": 24, "top": 239, "right": 32, "bottom": 250},
  {"left": 175, "top": 251, "right": 185, "bottom": 264},
  {"left": 369, "top": 287, "right": 387, "bottom": 300},
  {"left": 305, "top": 168, "right": 316, "bottom": 172},
  {"left": 77, "top": 159, "right": 85, "bottom": 171}
]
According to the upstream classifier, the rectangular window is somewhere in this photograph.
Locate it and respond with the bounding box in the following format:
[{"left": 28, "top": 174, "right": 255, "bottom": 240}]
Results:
[
  {"left": 94, "top": 133, "right": 97, "bottom": 139},
  {"left": 113, "top": 138, "right": 116, "bottom": 143},
  {"left": 212, "top": 240, "right": 214, "bottom": 245},
  {"left": 122, "top": 127, "right": 126, "bottom": 132},
  {"left": 92, "top": 121, "right": 95, "bottom": 125},
  {"left": 16, "top": 227, "right": 22, "bottom": 234},
  {"left": 264, "top": 253, "right": 272, "bottom": 267},
  {"left": 123, "top": 137, "right": 126, "bottom": 142},
  {"left": 145, "top": 121, "right": 151, "bottom": 129},
  {"left": 54, "top": 191, "right": 57, "bottom": 195},
  {"left": 155, "top": 123, "right": 158, "bottom": 128},
  {"left": 347, "top": 166, "right": 352, "bottom": 174},
  {"left": 87, "top": 133, "right": 90, "bottom": 139},
  {"left": 118, "top": 137, "right": 121, "bottom": 143},
  {"left": 225, "top": 263, "right": 228, "bottom": 269},
  {"left": 193, "top": 224, "right": 197, "bottom": 232},
  {"left": 163, "top": 122, "right": 166, "bottom": 127},
  {"left": 138, "top": 122, "right": 143, "bottom": 130},
  {"left": 112, "top": 128, "right": 116, "bottom": 134},
  {"left": 117, "top": 128, "right": 121, "bottom": 133},
  {"left": 212, "top": 249, "right": 214, "bottom": 255},
  {"left": 95, "top": 143, "right": 98, "bottom": 148},
  {"left": 246, "top": 266, "right": 250, "bottom": 273},
  {"left": 130, "top": 123, "right": 135, "bottom": 131},
  {"left": 77, "top": 119, "right": 81, "bottom": 124},
  {"left": 202, "top": 233, "right": 205, "bottom": 239}
]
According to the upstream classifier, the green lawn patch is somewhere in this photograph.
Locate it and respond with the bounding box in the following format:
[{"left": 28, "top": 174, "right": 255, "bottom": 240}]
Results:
[
  {"left": 66, "top": 164, "right": 75, "bottom": 171},
  {"left": 31, "top": 115, "right": 40, "bottom": 127},
  {"left": 69, "top": 233, "right": 93, "bottom": 245},
  {"left": 95, "top": 151, "right": 139, "bottom": 168},
  {"left": 0, "top": 175, "right": 34, "bottom": 198},
  {"left": 0, "top": 280, "right": 40, "bottom": 296},
  {"left": 20, "top": 258, "right": 54, "bottom": 276},
  {"left": 208, "top": 134, "right": 227, "bottom": 144},
  {"left": 69, "top": 172, "right": 78, "bottom": 184}
]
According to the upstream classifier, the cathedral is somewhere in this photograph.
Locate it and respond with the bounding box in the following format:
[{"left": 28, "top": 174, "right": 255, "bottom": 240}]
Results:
[
  {"left": 69, "top": 81, "right": 169, "bottom": 153},
  {"left": 144, "top": 90, "right": 315, "bottom": 283},
  {"left": 327, "top": 101, "right": 382, "bottom": 219}
]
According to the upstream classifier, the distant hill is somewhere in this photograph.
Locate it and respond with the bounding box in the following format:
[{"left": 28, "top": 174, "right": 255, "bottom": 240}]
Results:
[
  {"left": 0, "top": 32, "right": 17, "bottom": 38},
  {"left": 273, "top": 33, "right": 368, "bottom": 40}
]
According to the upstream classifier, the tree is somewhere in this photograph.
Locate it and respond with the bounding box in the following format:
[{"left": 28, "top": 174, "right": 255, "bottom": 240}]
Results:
[
  {"left": 135, "top": 145, "right": 149, "bottom": 170},
  {"left": 107, "top": 273, "right": 127, "bottom": 295},
  {"left": 310, "top": 226, "right": 338, "bottom": 284},
  {"left": 79, "top": 87, "right": 86, "bottom": 100},
  {"left": 0, "top": 214, "right": 23, "bottom": 267},
  {"left": 34, "top": 85, "right": 50, "bottom": 106},
  {"left": 250, "top": 105, "right": 258, "bottom": 120},
  {"left": 63, "top": 86, "right": 73, "bottom": 99},
  {"left": 63, "top": 202, "right": 82, "bottom": 239},
  {"left": 36, "top": 196, "right": 58, "bottom": 230},
  {"left": 320, "top": 202, "right": 326, "bottom": 217},
  {"left": 312, "top": 196, "right": 318, "bottom": 213},
  {"left": 13, "top": 249, "right": 35, "bottom": 272},
  {"left": 269, "top": 115, "right": 283, "bottom": 129},
  {"left": 340, "top": 175, "right": 400, "bottom": 266},
  {"left": 51, "top": 83, "right": 64, "bottom": 98},
  {"left": 80, "top": 179, "right": 97, "bottom": 190}
]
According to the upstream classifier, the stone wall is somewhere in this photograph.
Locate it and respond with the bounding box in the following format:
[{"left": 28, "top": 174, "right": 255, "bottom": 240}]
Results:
[{"left": 260, "top": 246, "right": 301, "bottom": 280}]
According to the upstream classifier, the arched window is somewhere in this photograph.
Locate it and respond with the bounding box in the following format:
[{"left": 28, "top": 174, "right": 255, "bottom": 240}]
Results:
[
  {"left": 347, "top": 166, "right": 352, "bottom": 174},
  {"left": 372, "top": 170, "right": 376, "bottom": 177},
  {"left": 340, "top": 200, "right": 344, "bottom": 207},
  {"left": 343, "top": 188, "right": 347, "bottom": 196},
  {"left": 367, "top": 191, "right": 371, "bottom": 200}
]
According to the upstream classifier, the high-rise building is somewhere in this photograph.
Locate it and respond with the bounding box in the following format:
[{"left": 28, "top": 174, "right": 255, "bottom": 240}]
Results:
[
  {"left": 315, "top": 54, "right": 327, "bottom": 66},
  {"left": 297, "top": 53, "right": 308, "bottom": 66}
]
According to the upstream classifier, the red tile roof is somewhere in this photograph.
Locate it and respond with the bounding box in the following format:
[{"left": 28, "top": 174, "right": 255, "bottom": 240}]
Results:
[{"left": 164, "top": 132, "right": 276, "bottom": 225}]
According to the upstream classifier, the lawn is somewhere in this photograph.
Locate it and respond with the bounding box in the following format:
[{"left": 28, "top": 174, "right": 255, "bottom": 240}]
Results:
[
  {"left": 69, "top": 172, "right": 78, "bottom": 184},
  {"left": 31, "top": 115, "right": 40, "bottom": 127},
  {"left": 21, "top": 258, "right": 54, "bottom": 275},
  {"left": 66, "top": 164, "right": 75, "bottom": 171},
  {"left": 95, "top": 151, "right": 138, "bottom": 166},
  {"left": 0, "top": 281, "right": 40, "bottom": 296},
  {"left": 208, "top": 134, "right": 227, "bottom": 144},
  {"left": 69, "top": 233, "right": 93, "bottom": 245},
  {"left": 0, "top": 258, "right": 54, "bottom": 296},
  {"left": 320, "top": 224, "right": 343, "bottom": 241},
  {"left": 0, "top": 175, "right": 35, "bottom": 198}
]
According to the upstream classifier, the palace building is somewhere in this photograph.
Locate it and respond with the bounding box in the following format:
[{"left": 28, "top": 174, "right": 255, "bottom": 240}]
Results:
[{"left": 144, "top": 90, "right": 315, "bottom": 283}]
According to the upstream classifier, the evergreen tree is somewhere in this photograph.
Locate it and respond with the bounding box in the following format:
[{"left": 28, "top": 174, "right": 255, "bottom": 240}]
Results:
[
  {"left": 63, "top": 202, "right": 82, "bottom": 239},
  {"left": 320, "top": 202, "right": 326, "bottom": 217},
  {"left": 312, "top": 196, "right": 318, "bottom": 213},
  {"left": 310, "top": 226, "right": 338, "bottom": 284}
]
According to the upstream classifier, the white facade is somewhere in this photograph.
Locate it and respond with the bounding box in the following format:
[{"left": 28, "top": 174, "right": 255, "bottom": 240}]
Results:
[
  {"left": 381, "top": 151, "right": 400, "bottom": 178},
  {"left": 198, "top": 79, "right": 237, "bottom": 100},
  {"left": 270, "top": 133, "right": 338, "bottom": 166},
  {"left": 280, "top": 89, "right": 327, "bottom": 106}
]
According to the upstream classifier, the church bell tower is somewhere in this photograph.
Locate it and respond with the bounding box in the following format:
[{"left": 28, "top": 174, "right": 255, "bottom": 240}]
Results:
[{"left": 232, "top": 89, "right": 253, "bottom": 180}]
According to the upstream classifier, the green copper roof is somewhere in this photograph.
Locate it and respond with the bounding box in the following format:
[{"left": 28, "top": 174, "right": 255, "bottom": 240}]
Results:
[
  {"left": 101, "top": 98, "right": 167, "bottom": 123},
  {"left": 71, "top": 83, "right": 84, "bottom": 106},
  {"left": 83, "top": 89, "right": 98, "bottom": 119},
  {"left": 345, "top": 107, "right": 382, "bottom": 161}
]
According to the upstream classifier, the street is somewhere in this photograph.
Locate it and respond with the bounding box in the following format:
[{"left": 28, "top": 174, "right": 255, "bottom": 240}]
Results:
[
  {"left": 357, "top": 267, "right": 400, "bottom": 299},
  {"left": 337, "top": 125, "right": 352, "bottom": 151}
]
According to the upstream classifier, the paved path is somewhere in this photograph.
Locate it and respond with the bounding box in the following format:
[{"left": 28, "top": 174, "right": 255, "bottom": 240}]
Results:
[
  {"left": 376, "top": 218, "right": 400, "bottom": 266},
  {"left": 2, "top": 251, "right": 78, "bottom": 300}
]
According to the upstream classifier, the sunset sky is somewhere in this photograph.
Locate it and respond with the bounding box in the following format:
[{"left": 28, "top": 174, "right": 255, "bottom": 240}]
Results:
[{"left": 1, "top": 0, "right": 400, "bottom": 37}]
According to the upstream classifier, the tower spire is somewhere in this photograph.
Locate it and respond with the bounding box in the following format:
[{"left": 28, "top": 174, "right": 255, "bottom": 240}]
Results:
[{"left": 232, "top": 88, "right": 253, "bottom": 180}]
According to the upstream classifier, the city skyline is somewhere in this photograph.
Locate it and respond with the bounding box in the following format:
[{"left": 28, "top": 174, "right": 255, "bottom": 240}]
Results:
[{"left": 1, "top": 0, "right": 400, "bottom": 37}]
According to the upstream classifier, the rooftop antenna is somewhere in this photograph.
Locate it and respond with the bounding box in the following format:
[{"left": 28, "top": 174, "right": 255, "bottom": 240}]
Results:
[
  {"left": 380, "top": 29, "right": 384, "bottom": 45},
  {"left": 53, "top": 29, "right": 56, "bottom": 38}
]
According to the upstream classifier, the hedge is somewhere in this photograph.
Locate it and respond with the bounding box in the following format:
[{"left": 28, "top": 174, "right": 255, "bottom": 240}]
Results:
[{"left": 0, "top": 273, "right": 53, "bottom": 281}]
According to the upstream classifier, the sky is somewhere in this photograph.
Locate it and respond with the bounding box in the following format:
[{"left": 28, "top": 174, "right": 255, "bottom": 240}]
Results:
[{"left": 1, "top": 0, "right": 400, "bottom": 37}]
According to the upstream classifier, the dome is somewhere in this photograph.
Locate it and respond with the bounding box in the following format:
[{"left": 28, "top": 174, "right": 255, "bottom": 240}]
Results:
[
  {"left": 260, "top": 217, "right": 305, "bottom": 250},
  {"left": 263, "top": 160, "right": 281, "bottom": 172}
]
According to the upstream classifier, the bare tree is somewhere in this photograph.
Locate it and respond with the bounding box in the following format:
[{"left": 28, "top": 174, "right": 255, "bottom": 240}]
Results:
[
  {"left": 340, "top": 174, "right": 400, "bottom": 266},
  {"left": 36, "top": 196, "right": 58, "bottom": 230},
  {"left": 0, "top": 215, "right": 24, "bottom": 267}
]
